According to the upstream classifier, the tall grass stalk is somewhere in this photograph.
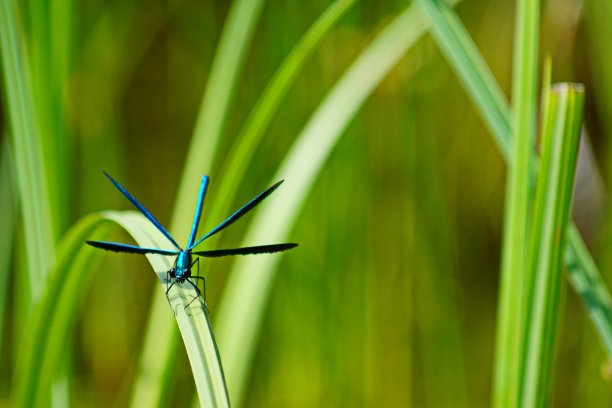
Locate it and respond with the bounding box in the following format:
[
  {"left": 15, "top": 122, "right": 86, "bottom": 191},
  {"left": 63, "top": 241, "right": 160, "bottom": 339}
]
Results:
[
  {"left": 211, "top": 0, "right": 357, "bottom": 224},
  {"left": 172, "top": 0, "right": 266, "bottom": 229},
  {"left": 0, "top": 140, "right": 15, "bottom": 349},
  {"left": 214, "top": 2, "right": 460, "bottom": 403},
  {"left": 416, "top": 0, "right": 612, "bottom": 368},
  {"left": 414, "top": 0, "right": 512, "bottom": 157},
  {"left": 14, "top": 213, "right": 112, "bottom": 407},
  {"left": 28, "top": 0, "right": 72, "bottom": 236},
  {"left": 495, "top": 0, "right": 540, "bottom": 404},
  {"left": 521, "top": 83, "right": 584, "bottom": 406},
  {"left": 131, "top": 1, "right": 357, "bottom": 405},
  {"left": 128, "top": 0, "right": 266, "bottom": 404},
  {"left": 116, "top": 212, "right": 230, "bottom": 407},
  {"left": 0, "top": 0, "right": 55, "bottom": 300},
  {"left": 14, "top": 211, "right": 229, "bottom": 406}
]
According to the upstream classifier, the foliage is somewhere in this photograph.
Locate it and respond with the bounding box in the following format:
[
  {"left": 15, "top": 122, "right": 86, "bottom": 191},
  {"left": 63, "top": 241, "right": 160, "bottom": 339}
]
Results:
[{"left": 1, "top": 0, "right": 611, "bottom": 406}]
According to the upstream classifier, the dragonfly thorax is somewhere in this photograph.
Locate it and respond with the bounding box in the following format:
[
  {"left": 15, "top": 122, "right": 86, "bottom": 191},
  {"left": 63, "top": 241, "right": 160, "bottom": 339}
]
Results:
[{"left": 171, "top": 250, "right": 192, "bottom": 281}]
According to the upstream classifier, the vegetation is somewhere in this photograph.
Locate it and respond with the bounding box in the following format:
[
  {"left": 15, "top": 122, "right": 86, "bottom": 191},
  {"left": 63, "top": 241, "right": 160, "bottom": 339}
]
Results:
[{"left": 1, "top": 0, "right": 611, "bottom": 406}]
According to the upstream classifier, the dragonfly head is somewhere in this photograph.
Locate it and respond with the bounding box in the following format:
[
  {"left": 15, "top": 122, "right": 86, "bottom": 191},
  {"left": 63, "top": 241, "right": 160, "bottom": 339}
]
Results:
[{"left": 172, "top": 251, "right": 192, "bottom": 281}]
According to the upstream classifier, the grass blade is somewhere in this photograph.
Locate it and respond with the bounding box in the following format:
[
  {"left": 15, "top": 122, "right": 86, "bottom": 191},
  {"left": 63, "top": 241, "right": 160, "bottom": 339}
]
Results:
[
  {"left": 210, "top": 0, "right": 357, "bottom": 221},
  {"left": 129, "top": 1, "right": 268, "bottom": 405},
  {"left": 28, "top": 0, "right": 73, "bottom": 235},
  {"left": 213, "top": 2, "right": 460, "bottom": 404},
  {"left": 14, "top": 211, "right": 229, "bottom": 407},
  {"left": 415, "top": 0, "right": 612, "bottom": 372},
  {"left": 0, "top": 0, "right": 55, "bottom": 299},
  {"left": 521, "top": 83, "right": 584, "bottom": 406},
  {"left": 0, "top": 139, "right": 15, "bottom": 350},
  {"left": 172, "top": 0, "right": 267, "bottom": 233},
  {"left": 414, "top": 0, "right": 512, "bottom": 157},
  {"left": 495, "top": 0, "right": 540, "bottom": 404},
  {"left": 176, "top": 306, "right": 229, "bottom": 407},
  {"left": 565, "top": 225, "right": 612, "bottom": 356},
  {"left": 15, "top": 213, "right": 112, "bottom": 407},
  {"left": 131, "top": 1, "right": 354, "bottom": 404}
]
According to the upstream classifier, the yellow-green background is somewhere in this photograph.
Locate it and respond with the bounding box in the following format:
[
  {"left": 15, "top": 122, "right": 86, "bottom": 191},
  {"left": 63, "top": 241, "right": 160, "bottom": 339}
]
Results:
[{"left": 1, "top": 0, "right": 611, "bottom": 406}]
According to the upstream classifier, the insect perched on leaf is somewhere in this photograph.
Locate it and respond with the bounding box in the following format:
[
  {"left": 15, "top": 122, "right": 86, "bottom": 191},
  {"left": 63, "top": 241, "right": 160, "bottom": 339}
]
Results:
[{"left": 87, "top": 172, "right": 297, "bottom": 307}]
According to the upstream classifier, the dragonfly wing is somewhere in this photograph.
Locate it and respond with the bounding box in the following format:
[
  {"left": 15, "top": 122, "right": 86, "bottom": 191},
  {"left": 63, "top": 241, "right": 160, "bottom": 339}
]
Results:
[
  {"left": 189, "top": 180, "right": 284, "bottom": 250},
  {"left": 103, "top": 172, "right": 181, "bottom": 250},
  {"left": 86, "top": 240, "right": 178, "bottom": 255},
  {"left": 186, "top": 176, "right": 209, "bottom": 249},
  {"left": 192, "top": 243, "right": 297, "bottom": 257}
]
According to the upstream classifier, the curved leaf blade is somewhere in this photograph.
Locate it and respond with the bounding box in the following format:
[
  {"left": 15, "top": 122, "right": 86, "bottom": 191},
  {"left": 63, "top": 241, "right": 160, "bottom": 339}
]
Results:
[{"left": 15, "top": 211, "right": 229, "bottom": 407}]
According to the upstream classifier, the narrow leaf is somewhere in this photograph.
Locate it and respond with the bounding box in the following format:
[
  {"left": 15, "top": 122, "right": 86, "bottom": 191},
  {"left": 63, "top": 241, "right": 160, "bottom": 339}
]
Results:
[
  {"left": 0, "top": 0, "right": 56, "bottom": 299},
  {"left": 521, "top": 83, "right": 584, "bottom": 407},
  {"left": 214, "top": 2, "right": 462, "bottom": 404},
  {"left": 415, "top": 0, "right": 612, "bottom": 371},
  {"left": 15, "top": 211, "right": 229, "bottom": 407}
]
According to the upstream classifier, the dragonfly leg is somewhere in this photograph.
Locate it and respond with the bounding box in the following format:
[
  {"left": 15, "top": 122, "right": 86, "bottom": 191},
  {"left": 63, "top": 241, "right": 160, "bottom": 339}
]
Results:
[
  {"left": 184, "top": 278, "right": 202, "bottom": 308},
  {"left": 191, "top": 258, "right": 205, "bottom": 301},
  {"left": 191, "top": 258, "right": 200, "bottom": 277},
  {"left": 191, "top": 276, "right": 206, "bottom": 302},
  {"left": 165, "top": 277, "right": 177, "bottom": 308}
]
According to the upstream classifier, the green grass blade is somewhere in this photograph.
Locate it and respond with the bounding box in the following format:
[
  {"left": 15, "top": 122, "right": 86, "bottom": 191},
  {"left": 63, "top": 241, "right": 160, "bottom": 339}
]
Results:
[
  {"left": 130, "top": 1, "right": 353, "bottom": 404},
  {"left": 28, "top": 0, "right": 72, "bottom": 236},
  {"left": 495, "top": 0, "right": 540, "bottom": 404},
  {"left": 584, "top": 0, "right": 612, "bottom": 140},
  {"left": 521, "top": 84, "right": 584, "bottom": 407},
  {"left": 14, "top": 213, "right": 112, "bottom": 407},
  {"left": 565, "top": 225, "right": 612, "bottom": 355},
  {"left": 128, "top": 291, "right": 177, "bottom": 407},
  {"left": 210, "top": 0, "right": 357, "bottom": 223},
  {"left": 414, "top": 0, "right": 512, "bottom": 157},
  {"left": 213, "top": 2, "right": 460, "bottom": 404},
  {"left": 172, "top": 0, "right": 267, "bottom": 234},
  {"left": 14, "top": 212, "right": 229, "bottom": 407},
  {"left": 415, "top": 0, "right": 612, "bottom": 373},
  {"left": 176, "top": 306, "right": 230, "bottom": 407},
  {"left": 0, "top": 0, "right": 56, "bottom": 299},
  {"left": 49, "top": 0, "right": 73, "bottom": 233},
  {"left": 0, "top": 139, "right": 15, "bottom": 350},
  {"left": 129, "top": 214, "right": 230, "bottom": 407},
  {"left": 129, "top": 1, "right": 268, "bottom": 405}
]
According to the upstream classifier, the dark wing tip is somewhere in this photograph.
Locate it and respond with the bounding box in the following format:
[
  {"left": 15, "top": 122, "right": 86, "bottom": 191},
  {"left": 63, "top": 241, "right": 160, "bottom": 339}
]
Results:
[
  {"left": 102, "top": 171, "right": 118, "bottom": 185},
  {"left": 278, "top": 243, "right": 298, "bottom": 252},
  {"left": 86, "top": 240, "right": 110, "bottom": 249},
  {"left": 86, "top": 240, "right": 111, "bottom": 250}
]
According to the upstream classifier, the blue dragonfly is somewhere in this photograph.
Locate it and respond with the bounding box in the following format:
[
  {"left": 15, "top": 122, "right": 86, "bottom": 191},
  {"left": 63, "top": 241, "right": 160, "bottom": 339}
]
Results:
[{"left": 87, "top": 172, "right": 297, "bottom": 306}]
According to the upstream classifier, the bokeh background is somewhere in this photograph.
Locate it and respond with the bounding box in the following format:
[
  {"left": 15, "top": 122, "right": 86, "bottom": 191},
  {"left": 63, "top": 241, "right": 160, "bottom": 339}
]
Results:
[{"left": 1, "top": 0, "right": 612, "bottom": 406}]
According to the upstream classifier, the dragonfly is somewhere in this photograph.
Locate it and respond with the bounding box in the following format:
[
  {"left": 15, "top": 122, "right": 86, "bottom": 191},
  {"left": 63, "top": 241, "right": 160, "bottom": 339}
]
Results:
[{"left": 86, "top": 172, "right": 297, "bottom": 307}]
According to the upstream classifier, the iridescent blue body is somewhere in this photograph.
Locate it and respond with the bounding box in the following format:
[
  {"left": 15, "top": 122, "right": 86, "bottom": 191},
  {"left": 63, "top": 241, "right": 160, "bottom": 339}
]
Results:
[
  {"left": 173, "top": 251, "right": 192, "bottom": 282},
  {"left": 86, "top": 172, "right": 297, "bottom": 307}
]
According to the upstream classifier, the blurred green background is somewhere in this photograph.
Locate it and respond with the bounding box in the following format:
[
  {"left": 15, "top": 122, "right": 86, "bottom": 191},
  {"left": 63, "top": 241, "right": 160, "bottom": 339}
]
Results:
[{"left": 1, "top": 0, "right": 612, "bottom": 406}]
